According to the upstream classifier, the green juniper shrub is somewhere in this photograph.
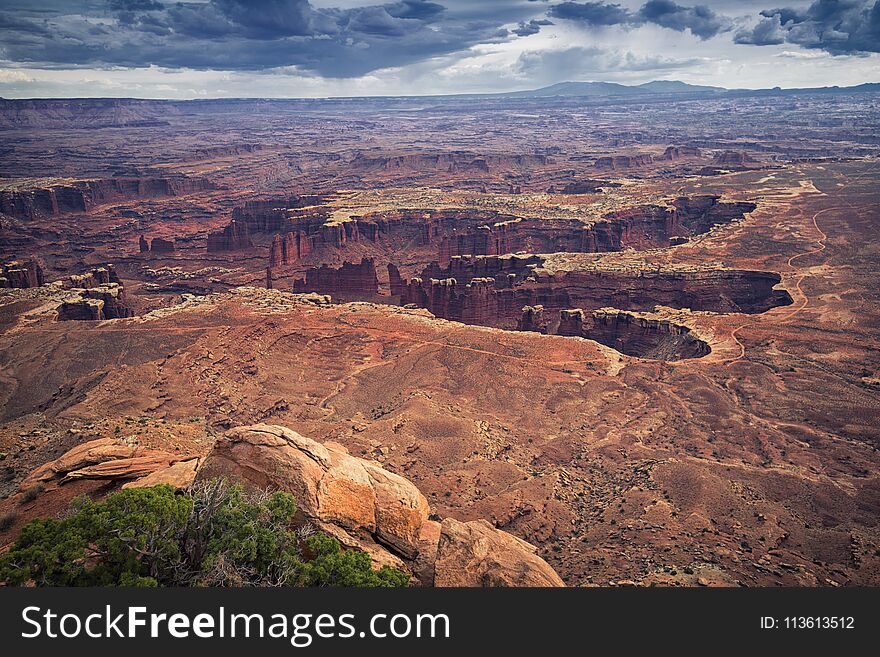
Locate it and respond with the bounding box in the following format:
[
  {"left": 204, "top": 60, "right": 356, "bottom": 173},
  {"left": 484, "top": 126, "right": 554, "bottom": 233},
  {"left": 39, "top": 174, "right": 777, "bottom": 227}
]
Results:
[{"left": 0, "top": 480, "right": 408, "bottom": 588}]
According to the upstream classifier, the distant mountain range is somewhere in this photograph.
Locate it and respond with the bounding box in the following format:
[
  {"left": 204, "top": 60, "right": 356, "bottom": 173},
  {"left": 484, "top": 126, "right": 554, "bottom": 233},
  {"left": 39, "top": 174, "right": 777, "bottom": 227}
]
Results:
[
  {"left": 496, "top": 80, "right": 880, "bottom": 99},
  {"left": 502, "top": 80, "right": 726, "bottom": 98},
  {"left": 2, "top": 80, "right": 878, "bottom": 106}
]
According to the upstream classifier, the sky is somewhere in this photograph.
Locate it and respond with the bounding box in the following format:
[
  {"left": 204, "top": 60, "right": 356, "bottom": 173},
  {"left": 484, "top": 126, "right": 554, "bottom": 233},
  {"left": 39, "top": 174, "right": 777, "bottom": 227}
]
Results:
[{"left": 0, "top": 0, "right": 877, "bottom": 98}]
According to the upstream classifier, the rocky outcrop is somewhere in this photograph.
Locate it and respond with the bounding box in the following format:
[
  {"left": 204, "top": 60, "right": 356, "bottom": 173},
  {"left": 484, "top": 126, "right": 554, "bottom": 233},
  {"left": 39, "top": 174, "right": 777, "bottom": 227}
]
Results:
[
  {"left": 556, "top": 179, "right": 620, "bottom": 194},
  {"left": 390, "top": 197, "right": 753, "bottom": 264},
  {"left": 0, "top": 176, "right": 213, "bottom": 220},
  {"left": 20, "top": 438, "right": 197, "bottom": 491},
  {"left": 713, "top": 151, "right": 756, "bottom": 166},
  {"left": 595, "top": 154, "right": 654, "bottom": 170},
  {"left": 659, "top": 145, "right": 701, "bottom": 161},
  {"left": 558, "top": 308, "right": 711, "bottom": 361},
  {"left": 139, "top": 236, "right": 175, "bottom": 253},
  {"left": 268, "top": 230, "right": 313, "bottom": 266},
  {"left": 433, "top": 518, "right": 564, "bottom": 587},
  {"left": 207, "top": 220, "right": 254, "bottom": 252},
  {"left": 58, "top": 282, "right": 134, "bottom": 321},
  {"left": 517, "top": 305, "right": 548, "bottom": 333},
  {"left": 195, "top": 424, "right": 564, "bottom": 586},
  {"left": 292, "top": 257, "right": 379, "bottom": 297},
  {"left": 388, "top": 262, "right": 406, "bottom": 297},
  {"left": 1, "top": 258, "right": 44, "bottom": 288},
  {"left": 187, "top": 143, "right": 263, "bottom": 161},
  {"left": 68, "top": 264, "right": 121, "bottom": 289},
  {"left": 228, "top": 195, "right": 325, "bottom": 235}
]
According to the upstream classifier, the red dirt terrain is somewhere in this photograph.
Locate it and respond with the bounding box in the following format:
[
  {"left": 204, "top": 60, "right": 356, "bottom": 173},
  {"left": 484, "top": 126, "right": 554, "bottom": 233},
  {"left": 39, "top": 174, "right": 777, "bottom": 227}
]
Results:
[{"left": 0, "top": 95, "right": 878, "bottom": 586}]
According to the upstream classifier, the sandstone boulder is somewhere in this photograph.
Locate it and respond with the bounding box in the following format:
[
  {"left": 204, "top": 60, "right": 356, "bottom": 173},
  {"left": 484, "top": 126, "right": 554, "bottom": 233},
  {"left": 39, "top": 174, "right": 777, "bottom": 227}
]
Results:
[
  {"left": 195, "top": 424, "right": 428, "bottom": 559},
  {"left": 196, "top": 424, "right": 563, "bottom": 587},
  {"left": 123, "top": 458, "right": 200, "bottom": 490},
  {"left": 22, "top": 438, "right": 177, "bottom": 487},
  {"left": 433, "top": 518, "right": 565, "bottom": 587}
]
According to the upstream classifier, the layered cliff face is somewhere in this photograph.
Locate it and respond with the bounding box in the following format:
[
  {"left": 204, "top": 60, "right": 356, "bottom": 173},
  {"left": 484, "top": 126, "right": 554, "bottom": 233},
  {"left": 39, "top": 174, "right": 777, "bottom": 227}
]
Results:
[
  {"left": 0, "top": 98, "right": 176, "bottom": 129},
  {"left": 239, "top": 195, "right": 751, "bottom": 272},
  {"left": 349, "top": 151, "right": 548, "bottom": 175},
  {"left": 555, "top": 308, "right": 711, "bottom": 361},
  {"left": 0, "top": 176, "right": 213, "bottom": 219},
  {"left": 595, "top": 196, "right": 756, "bottom": 251},
  {"left": 292, "top": 257, "right": 380, "bottom": 298},
  {"left": 0, "top": 258, "right": 44, "bottom": 288},
  {"left": 268, "top": 219, "right": 359, "bottom": 266},
  {"left": 713, "top": 150, "right": 756, "bottom": 165},
  {"left": 229, "top": 194, "right": 325, "bottom": 232},
  {"left": 595, "top": 154, "right": 655, "bottom": 170},
  {"left": 413, "top": 197, "right": 752, "bottom": 262},
  {"left": 594, "top": 146, "right": 701, "bottom": 170},
  {"left": 659, "top": 145, "right": 701, "bottom": 160},
  {"left": 139, "top": 236, "right": 176, "bottom": 253},
  {"left": 206, "top": 219, "right": 254, "bottom": 252},
  {"left": 396, "top": 255, "right": 792, "bottom": 342}
]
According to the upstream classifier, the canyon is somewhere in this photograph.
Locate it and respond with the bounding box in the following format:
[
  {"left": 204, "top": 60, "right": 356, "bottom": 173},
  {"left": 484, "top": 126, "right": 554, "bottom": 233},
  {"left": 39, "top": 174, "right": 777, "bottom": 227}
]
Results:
[{"left": 0, "top": 92, "right": 878, "bottom": 588}]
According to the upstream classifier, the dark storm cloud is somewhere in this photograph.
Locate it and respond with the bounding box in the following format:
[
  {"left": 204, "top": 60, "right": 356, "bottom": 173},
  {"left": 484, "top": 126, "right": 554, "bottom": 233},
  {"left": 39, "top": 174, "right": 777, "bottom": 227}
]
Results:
[
  {"left": 637, "top": 0, "right": 730, "bottom": 39},
  {"left": 735, "top": 0, "right": 880, "bottom": 54},
  {"left": 548, "top": 2, "right": 632, "bottom": 25},
  {"left": 513, "top": 18, "right": 554, "bottom": 36},
  {"left": 108, "top": 0, "right": 164, "bottom": 10},
  {"left": 547, "top": 1, "right": 731, "bottom": 39},
  {"left": 0, "top": 0, "right": 539, "bottom": 77}
]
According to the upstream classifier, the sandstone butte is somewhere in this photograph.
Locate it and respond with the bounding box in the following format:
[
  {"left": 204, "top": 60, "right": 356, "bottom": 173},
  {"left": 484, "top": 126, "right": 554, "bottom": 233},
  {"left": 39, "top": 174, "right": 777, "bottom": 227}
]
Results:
[{"left": 1, "top": 424, "right": 564, "bottom": 588}]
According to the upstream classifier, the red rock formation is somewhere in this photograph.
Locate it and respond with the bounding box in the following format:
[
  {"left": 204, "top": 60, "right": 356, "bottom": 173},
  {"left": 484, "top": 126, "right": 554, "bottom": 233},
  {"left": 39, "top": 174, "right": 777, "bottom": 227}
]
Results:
[
  {"left": 517, "top": 305, "right": 547, "bottom": 333},
  {"left": 230, "top": 194, "right": 325, "bottom": 233},
  {"left": 349, "top": 151, "right": 548, "bottom": 175},
  {"left": 557, "top": 179, "right": 621, "bottom": 194},
  {"left": 713, "top": 150, "right": 756, "bottom": 165},
  {"left": 0, "top": 176, "right": 213, "bottom": 220},
  {"left": 58, "top": 279, "right": 134, "bottom": 321},
  {"left": 388, "top": 263, "right": 406, "bottom": 297},
  {"left": 292, "top": 257, "right": 379, "bottom": 297},
  {"left": 149, "top": 237, "right": 175, "bottom": 253},
  {"left": 194, "top": 424, "right": 564, "bottom": 586},
  {"left": 138, "top": 236, "right": 177, "bottom": 254},
  {"left": 595, "top": 154, "right": 654, "bottom": 170},
  {"left": 558, "top": 308, "right": 710, "bottom": 360},
  {"left": 207, "top": 219, "right": 253, "bottom": 252},
  {"left": 268, "top": 230, "right": 312, "bottom": 266},
  {"left": 68, "top": 264, "right": 121, "bottom": 289},
  {"left": 399, "top": 256, "right": 793, "bottom": 327},
  {"left": 377, "top": 197, "right": 753, "bottom": 263},
  {"left": 557, "top": 308, "right": 585, "bottom": 336},
  {"left": 659, "top": 145, "right": 701, "bottom": 161},
  {"left": 0, "top": 258, "right": 44, "bottom": 288}
]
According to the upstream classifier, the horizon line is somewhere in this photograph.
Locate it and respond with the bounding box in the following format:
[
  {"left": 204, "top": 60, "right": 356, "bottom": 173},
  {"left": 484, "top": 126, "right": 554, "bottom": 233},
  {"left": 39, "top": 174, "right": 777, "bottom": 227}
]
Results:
[{"left": 2, "top": 79, "right": 879, "bottom": 103}]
